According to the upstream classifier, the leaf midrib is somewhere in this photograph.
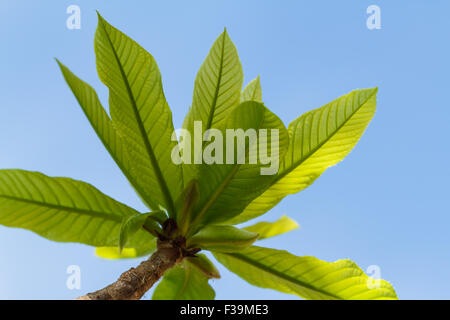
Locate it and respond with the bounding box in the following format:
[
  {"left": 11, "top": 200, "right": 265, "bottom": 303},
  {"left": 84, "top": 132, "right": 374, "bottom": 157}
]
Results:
[
  {"left": 219, "top": 250, "right": 340, "bottom": 300},
  {"left": 205, "top": 30, "right": 227, "bottom": 132},
  {"left": 56, "top": 60, "right": 153, "bottom": 210},
  {"left": 0, "top": 195, "right": 125, "bottom": 222},
  {"left": 98, "top": 16, "right": 175, "bottom": 216},
  {"left": 250, "top": 77, "right": 260, "bottom": 101}
]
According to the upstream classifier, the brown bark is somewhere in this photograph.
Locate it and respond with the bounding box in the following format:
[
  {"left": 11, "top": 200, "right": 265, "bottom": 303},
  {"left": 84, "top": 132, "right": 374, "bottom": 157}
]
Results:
[{"left": 76, "top": 239, "right": 184, "bottom": 300}]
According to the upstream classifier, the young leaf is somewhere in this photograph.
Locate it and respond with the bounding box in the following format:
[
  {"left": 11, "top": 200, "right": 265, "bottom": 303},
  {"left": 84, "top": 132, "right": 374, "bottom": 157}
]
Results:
[
  {"left": 152, "top": 261, "right": 215, "bottom": 300},
  {"left": 189, "top": 101, "right": 289, "bottom": 230},
  {"left": 182, "top": 29, "right": 243, "bottom": 184},
  {"left": 244, "top": 215, "right": 299, "bottom": 240},
  {"left": 118, "top": 211, "right": 162, "bottom": 253},
  {"left": 56, "top": 60, "right": 153, "bottom": 209},
  {"left": 241, "top": 76, "right": 262, "bottom": 103},
  {"left": 95, "top": 242, "right": 156, "bottom": 260},
  {"left": 214, "top": 246, "right": 398, "bottom": 300},
  {"left": 175, "top": 180, "right": 200, "bottom": 235},
  {"left": 230, "top": 88, "right": 378, "bottom": 224},
  {"left": 145, "top": 210, "right": 168, "bottom": 225},
  {"left": 187, "top": 225, "right": 258, "bottom": 253},
  {"left": 94, "top": 13, "right": 182, "bottom": 216},
  {"left": 186, "top": 254, "right": 221, "bottom": 279},
  {"left": 0, "top": 169, "right": 154, "bottom": 248},
  {"left": 98, "top": 207, "right": 163, "bottom": 260}
]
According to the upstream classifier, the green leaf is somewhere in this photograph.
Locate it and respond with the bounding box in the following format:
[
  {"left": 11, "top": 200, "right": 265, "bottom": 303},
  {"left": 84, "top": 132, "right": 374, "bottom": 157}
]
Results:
[
  {"left": 152, "top": 260, "right": 215, "bottom": 300},
  {"left": 189, "top": 29, "right": 243, "bottom": 128},
  {"left": 188, "top": 225, "right": 258, "bottom": 253},
  {"left": 95, "top": 242, "right": 156, "bottom": 259},
  {"left": 145, "top": 210, "right": 168, "bottom": 225},
  {"left": 56, "top": 60, "right": 154, "bottom": 209},
  {"left": 185, "top": 254, "right": 220, "bottom": 279},
  {"left": 119, "top": 211, "right": 162, "bottom": 253},
  {"left": 241, "top": 76, "right": 262, "bottom": 103},
  {"left": 230, "top": 88, "right": 378, "bottom": 224},
  {"left": 189, "top": 101, "right": 289, "bottom": 231},
  {"left": 244, "top": 215, "right": 299, "bottom": 240},
  {"left": 214, "top": 246, "right": 397, "bottom": 300},
  {"left": 0, "top": 169, "right": 154, "bottom": 248},
  {"left": 182, "top": 29, "right": 243, "bottom": 185},
  {"left": 94, "top": 13, "right": 182, "bottom": 216},
  {"left": 175, "top": 180, "right": 200, "bottom": 235}
]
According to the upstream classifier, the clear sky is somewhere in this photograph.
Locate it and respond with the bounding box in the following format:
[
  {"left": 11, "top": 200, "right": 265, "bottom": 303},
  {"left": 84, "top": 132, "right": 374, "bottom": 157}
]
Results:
[{"left": 0, "top": 1, "right": 449, "bottom": 299}]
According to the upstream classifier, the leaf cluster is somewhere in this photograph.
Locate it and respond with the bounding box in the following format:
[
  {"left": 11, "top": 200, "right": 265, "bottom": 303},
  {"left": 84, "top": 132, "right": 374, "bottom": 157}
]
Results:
[{"left": 0, "top": 13, "right": 397, "bottom": 300}]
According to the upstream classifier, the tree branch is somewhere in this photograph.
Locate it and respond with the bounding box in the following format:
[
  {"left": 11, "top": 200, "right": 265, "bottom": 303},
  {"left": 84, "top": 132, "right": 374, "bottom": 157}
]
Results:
[{"left": 76, "top": 239, "right": 183, "bottom": 300}]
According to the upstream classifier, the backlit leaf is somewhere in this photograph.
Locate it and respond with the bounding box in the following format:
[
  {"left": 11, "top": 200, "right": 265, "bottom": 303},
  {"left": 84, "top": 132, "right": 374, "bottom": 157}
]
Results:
[
  {"left": 214, "top": 246, "right": 397, "bottom": 300},
  {"left": 94, "top": 13, "right": 182, "bottom": 216},
  {"left": 56, "top": 60, "right": 154, "bottom": 209},
  {"left": 0, "top": 169, "right": 153, "bottom": 249},
  {"left": 187, "top": 101, "right": 288, "bottom": 231},
  {"left": 230, "top": 88, "right": 377, "bottom": 224},
  {"left": 181, "top": 30, "right": 243, "bottom": 185},
  {"left": 244, "top": 215, "right": 299, "bottom": 240},
  {"left": 241, "top": 76, "right": 262, "bottom": 103}
]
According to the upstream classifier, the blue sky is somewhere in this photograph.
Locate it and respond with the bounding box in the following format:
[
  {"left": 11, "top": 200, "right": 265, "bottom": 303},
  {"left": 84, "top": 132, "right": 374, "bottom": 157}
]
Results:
[{"left": 0, "top": 1, "right": 449, "bottom": 299}]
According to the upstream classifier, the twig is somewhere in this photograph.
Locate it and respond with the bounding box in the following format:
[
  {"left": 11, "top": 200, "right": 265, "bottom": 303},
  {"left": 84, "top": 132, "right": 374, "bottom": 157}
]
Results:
[{"left": 76, "top": 239, "right": 183, "bottom": 300}]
